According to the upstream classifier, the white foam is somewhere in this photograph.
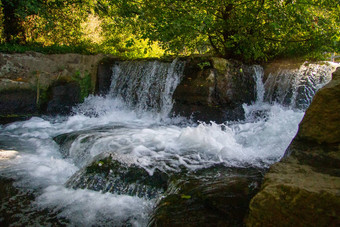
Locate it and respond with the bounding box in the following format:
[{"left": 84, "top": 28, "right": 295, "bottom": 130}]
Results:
[
  {"left": 35, "top": 185, "right": 152, "bottom": 227},
  {"left": 57, "top": 103, "right": 303, "bottom": 172},
  {"left": 0, "top": 138, "right": 78, "bottom": 188}
]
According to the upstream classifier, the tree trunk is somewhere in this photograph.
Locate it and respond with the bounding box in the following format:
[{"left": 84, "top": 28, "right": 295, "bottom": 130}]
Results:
[{"left": 2, "top": 0, "right": 26, "bottom": 43}]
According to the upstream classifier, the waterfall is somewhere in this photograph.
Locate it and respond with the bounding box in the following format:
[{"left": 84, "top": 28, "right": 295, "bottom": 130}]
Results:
[
  {"left": 109, "top": 59, "right": 185, "bottom": 118},
  {"left": 253, "top": 65, "right": 265, "bottom": 103},
  {"left": 0, "top": 58, "right": 337, "bottom": 226},
  {"left": 263, "top": 62, "right": 334, "bottom": 109}
]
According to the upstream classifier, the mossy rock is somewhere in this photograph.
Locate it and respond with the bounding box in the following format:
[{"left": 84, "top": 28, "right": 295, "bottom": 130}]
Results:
[
  {"left": 211, "top": 57, "right": 230, "bottom": 74},
  {"left": 172, "top": 57, "right": 256, "bottom": 122},
  {"left": 66, "top": 156, "right": 169, "bottom": 199},
  {"left": 246, "top": 160, "right": 340, "bottom": 227}
]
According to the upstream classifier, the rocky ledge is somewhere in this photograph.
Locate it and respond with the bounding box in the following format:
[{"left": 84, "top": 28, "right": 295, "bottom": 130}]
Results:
[
  {"left": 0, "top": 52, "right": 105, "bottom": 122},
  {"left": 172, "top": 57, "right": 257, "bottom": 122},
  {"left": 246, "top": 67, "right": 340, "bottom": 226}
]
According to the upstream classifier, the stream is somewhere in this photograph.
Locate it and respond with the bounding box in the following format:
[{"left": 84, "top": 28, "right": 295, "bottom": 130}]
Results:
[{"left": 0, "top": 60, "right": 335, "bottom": 226}]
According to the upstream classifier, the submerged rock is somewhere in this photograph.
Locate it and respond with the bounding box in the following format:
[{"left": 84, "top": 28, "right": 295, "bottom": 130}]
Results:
[
  {"left": 53, "top": 125, "right": 124, "bottom": 166},
  {"left": 66, "top": 155, "right": 169, "bottom": 199},
  {"left": 149, "top": 166, "right": 264, "bottom": 226},
  {"left": 0, "top": 177, "right": 69, "bottom": 226},
  {"left": 247, "top": 67, "right": 340, "bottom": 226}
]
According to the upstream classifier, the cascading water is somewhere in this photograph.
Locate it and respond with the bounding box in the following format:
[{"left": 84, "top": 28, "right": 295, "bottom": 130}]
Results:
[
  {"left": 264, "top": 62, "right": 333, "bottom": 109},
  {"left": 109, "top": 59, "right": 185, "bottom": 118},
  {"left": 0, "top": 59, "right": 336, "bottom": 226},
  {"left": 253, "top": 65, "right": 265, "bottom": 103}
]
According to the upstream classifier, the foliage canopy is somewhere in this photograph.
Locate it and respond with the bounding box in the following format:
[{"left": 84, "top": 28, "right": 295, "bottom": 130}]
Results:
[{"left": 0, "top": 0, "right": 339, "bottom": 61}]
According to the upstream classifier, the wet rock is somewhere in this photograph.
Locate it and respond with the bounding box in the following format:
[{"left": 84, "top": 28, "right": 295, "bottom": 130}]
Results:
[
  {"left": 149, "top": 166, "right": 264, "bottom": 226},
  {"left": 45, "top": 81, "right": 81, "bottom": 115},
  {"left": 66, "top": 156, "right": 169, "bottom": 199},
  {"left": 172, "top": 57, "right": 256, "bottom": 123},
  {"left": 53, "top": 126, "right": 120, "bottom": 165},
  {"left": 247, "top": 67, "right": 340, "bottom": 227},
  {"left": 0, "top": 177, "right": 69, "bottom": 226},
  {"left": 53, "top": 132, "right": 81, "bottom": 158},
  {"left": 0, "top": 89, "right": 37, "bottom": 124},
  {"left": 96, "top": 58, "right": 119, "bottom": 95}
]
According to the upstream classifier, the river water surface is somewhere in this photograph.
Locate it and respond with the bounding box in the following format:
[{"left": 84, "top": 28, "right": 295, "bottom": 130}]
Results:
[{"left": 0, "top": 60, "right": 336, "bottom": 226}]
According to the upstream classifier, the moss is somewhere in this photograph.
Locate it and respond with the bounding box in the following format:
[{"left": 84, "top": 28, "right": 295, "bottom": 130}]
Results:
[
  {"left": 211, "top": 57, "right": 230, "bottom": 74},
  {"left": 197, "top": 61, "right": 211, "bottom": 70},
  {"left": 85, "top": 156, "right": 169, "bottom": 190},
  {"left": 0, "top": 114, "right": 34, "bottom": 124},
  {"left": 71, "top": 70, "right": 93, "bottom": 101}
]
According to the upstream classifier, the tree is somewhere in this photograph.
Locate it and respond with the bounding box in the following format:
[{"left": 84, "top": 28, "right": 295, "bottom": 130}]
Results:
[
  {"left": 107, "top": 0, "right": 340, "bottom": 61},
  {"left": 1, "top": 0, "right": 41, "bottom": 43},
  {"left": 0, "top": 0, "right": 94, "bottom": 45}
]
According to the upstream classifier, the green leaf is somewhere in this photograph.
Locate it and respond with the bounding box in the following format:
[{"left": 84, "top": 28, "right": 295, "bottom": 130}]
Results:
[{"left": 181, "top": 194, "right": 191, "bottom": 199}]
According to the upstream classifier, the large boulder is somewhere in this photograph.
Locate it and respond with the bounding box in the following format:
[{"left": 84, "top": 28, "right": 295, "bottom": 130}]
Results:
[
  {"left": 149, "top": 166, "right": 264, "bottom": 226},
  {"left": 172, "top": 57, "right": 257, "bottom": 122},
  {"left": 246, "top": 67, "right": 340, "bottom": 226}
]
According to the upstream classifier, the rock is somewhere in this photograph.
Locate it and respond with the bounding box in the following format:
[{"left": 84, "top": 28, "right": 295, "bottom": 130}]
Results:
[
  {"left": 0, "top": 52, "right": 105, "bottom": 119},
  {"left": 0, "top": 177, "right": 69, "bottom": 226},
  {"left": 0, "top": 89, "right": 37, "bottom": 124},
  {"left": 246, "top": 67, "right": 340, "bottom": 227},
  {"left": 46, "top": 81, "right": 81, "bottom": 115},
  {"left": 53, "top": 125, "right": 124, "bottom": 165},
  {"left": 0, "top": 89, "right": 37, "bottom": 114},
  {"left": 172, "top": 57, "right": 257, "bottom": 122},
  {"left": 53, "top": 132, "right": 81, "bottom": 158},
  {"left": 295, "top": 67, "right": 340, "bottom": 144},
  {"left": 247, "top": 159, "right": 340, "bottom": 227},
  {"left": 149, "top": 166, "right": 264, "bottom": 227},
  {"left": 95, "top": 57, "right": 119, "bottom": 95},
  {"left": 0, "top": 52, "right": 104, "bottom": 92},
  {"left": 66, "top": 155, "right": 169, "bottom": 199}
]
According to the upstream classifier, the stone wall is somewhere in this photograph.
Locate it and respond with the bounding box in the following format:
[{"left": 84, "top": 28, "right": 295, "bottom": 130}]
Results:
[{"left": 0, "top": 52, "right": 105, "bottom": 122}]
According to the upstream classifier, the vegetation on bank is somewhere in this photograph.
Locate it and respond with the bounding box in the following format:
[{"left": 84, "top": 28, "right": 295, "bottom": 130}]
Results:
[{"left": 0, "top": 0, "right": 339, "bottom": 62}]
